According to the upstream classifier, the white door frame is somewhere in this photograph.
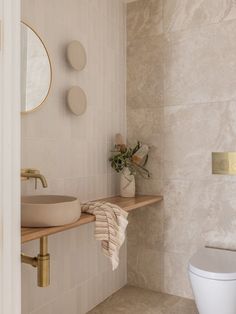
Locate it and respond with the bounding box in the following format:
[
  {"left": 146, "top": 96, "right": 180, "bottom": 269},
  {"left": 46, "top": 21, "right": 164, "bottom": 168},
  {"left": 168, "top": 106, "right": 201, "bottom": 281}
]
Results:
[{"left": 0, "top": 0, "right": 21, "bottom": 313}]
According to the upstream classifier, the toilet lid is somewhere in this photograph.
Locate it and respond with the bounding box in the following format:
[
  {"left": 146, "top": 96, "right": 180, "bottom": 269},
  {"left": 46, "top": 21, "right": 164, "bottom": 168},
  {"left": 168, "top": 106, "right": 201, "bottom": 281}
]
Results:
[{"left": 189, "top": 248, "right": 236, "bottom": 280}]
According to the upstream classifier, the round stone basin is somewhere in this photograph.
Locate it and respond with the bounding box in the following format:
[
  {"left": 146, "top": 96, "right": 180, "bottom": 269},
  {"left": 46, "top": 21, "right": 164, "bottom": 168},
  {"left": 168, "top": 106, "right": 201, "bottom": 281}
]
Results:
[{"left": 21, "top": 195, "right": 81, "bottom": 227}]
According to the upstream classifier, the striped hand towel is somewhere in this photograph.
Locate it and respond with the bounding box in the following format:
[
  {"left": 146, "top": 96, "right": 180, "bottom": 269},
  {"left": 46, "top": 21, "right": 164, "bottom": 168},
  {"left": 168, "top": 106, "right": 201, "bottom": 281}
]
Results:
[{"left": 81, "top": 201, "right": 128, "bottom": 270}]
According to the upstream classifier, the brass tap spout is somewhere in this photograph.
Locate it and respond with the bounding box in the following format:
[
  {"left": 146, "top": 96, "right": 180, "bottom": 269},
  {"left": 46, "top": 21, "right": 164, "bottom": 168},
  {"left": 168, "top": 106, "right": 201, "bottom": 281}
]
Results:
[{"left": 21, "top": 169, "right": 48, "bottom": 188}]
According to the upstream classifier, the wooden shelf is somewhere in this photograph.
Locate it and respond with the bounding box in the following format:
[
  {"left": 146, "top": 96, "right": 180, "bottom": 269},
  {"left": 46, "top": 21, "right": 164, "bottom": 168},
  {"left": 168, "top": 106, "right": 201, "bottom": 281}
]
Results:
[{"left": 21, "top": 195, "right": 163, "bottom": 243}]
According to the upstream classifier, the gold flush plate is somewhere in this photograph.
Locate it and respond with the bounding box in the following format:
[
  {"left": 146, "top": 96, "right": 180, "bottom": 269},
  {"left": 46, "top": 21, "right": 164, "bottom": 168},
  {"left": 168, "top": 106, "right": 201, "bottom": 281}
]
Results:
[{"left": 212, "top": 152, "right": 236, "bottom": 175}]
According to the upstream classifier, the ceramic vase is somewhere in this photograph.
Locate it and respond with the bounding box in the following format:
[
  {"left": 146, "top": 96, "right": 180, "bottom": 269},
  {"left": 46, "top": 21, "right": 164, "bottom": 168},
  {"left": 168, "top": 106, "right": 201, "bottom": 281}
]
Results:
[{"left": 120, "top": 167, "right": 135, "bottom": 198}]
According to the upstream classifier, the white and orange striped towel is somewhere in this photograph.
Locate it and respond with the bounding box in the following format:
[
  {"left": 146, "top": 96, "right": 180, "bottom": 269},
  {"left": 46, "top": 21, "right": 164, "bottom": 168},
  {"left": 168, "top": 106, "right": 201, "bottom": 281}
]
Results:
[{"left": 81, "top": 201, "right": 128, "bottom": 270}]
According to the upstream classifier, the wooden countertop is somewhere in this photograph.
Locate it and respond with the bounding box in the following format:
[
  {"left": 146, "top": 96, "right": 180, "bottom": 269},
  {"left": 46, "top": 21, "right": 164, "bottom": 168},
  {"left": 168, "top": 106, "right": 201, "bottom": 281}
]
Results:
[{"left": 21, "top": 195, "right": 163, "bottom": 243}]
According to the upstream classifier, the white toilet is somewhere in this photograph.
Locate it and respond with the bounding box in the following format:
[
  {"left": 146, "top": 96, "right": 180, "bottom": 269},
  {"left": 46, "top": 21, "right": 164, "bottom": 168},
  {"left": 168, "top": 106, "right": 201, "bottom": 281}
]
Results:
[{"left": 189, "top": 247, "right": 236, "bottom": 314}]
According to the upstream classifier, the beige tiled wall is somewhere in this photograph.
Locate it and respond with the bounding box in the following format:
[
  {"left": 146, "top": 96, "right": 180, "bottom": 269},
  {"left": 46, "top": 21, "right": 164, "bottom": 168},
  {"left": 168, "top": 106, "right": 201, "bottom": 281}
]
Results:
[
  {"left": 127, "top": 0, "right": 236, "bottom": 299},
  {"left": 21, "top": 1, "right": 126, "bottom": 313}
]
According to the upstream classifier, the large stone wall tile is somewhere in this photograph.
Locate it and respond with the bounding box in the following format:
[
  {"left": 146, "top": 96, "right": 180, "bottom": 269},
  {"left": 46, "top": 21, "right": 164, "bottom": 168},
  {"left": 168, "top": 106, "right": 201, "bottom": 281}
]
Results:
[
  {"left": 135, "top": 178, "right": 163, "bottom": 196},
  {"left": 127, "top": 0, "right": 163, "bottom": 41},
  {"left": 127, "top": 245, "right": 164, "bottom": 292},
  {"left": 164, "top": 101, "right": 236, "bottom": 180},
  {"left": 163, "top": 179, "right": 215, "bottom": 254},
  {"left": 163, "top": 251, "right": 193, "bottom": 298},
  {"left": 128, "top": 204, "right": 164, "bottom": 250},
  {"left": 127, "top": 106, "right": 164, "bottom": 181},
  {"left": 127, "top": 35, "right": 166, "bottom": 108},
  {"left": 165, "top": 20, "right": 236, "bottom": 106},
  {"left": 164, "top": 0, "right": 236, "bottom": 32}
]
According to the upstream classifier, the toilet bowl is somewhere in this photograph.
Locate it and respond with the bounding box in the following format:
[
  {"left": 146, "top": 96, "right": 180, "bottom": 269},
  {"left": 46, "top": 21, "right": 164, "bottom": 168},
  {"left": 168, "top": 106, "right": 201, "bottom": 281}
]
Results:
[{"left": 188, "top": 247, "right": 236, "bottom": 314}]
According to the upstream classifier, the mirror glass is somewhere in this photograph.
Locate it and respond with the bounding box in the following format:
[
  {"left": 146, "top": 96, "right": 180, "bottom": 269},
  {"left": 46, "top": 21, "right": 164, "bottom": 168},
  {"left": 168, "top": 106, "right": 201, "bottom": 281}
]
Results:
[{"left": 21, "top": 22, "right": 52, "bottom": 113}]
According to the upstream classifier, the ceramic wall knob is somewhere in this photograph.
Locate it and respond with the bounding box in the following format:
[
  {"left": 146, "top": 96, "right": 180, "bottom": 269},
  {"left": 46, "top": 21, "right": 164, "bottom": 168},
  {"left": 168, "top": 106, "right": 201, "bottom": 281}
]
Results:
[
  {"left": 67, "top": 86, "right": 87, "bottom": 116},
  {"left": 67, "top": 41, "right": 87, "bottom": 71}
]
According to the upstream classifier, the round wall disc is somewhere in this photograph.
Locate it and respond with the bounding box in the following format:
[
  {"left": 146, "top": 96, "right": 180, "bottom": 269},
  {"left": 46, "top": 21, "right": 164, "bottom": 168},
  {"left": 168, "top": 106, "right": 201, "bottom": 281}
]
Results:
[
  {"left": 67, "top": 86, "right": 87, "bottom": 116},
  {"left": 67, "top": 41, "right": 87, "bottom": 71}
]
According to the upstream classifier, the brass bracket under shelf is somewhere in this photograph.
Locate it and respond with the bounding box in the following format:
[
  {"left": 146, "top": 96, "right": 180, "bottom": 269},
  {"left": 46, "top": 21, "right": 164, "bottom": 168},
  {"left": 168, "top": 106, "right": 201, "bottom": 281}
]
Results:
[{"left": 21, "top": 236, "right": 50, "bottom": 288}]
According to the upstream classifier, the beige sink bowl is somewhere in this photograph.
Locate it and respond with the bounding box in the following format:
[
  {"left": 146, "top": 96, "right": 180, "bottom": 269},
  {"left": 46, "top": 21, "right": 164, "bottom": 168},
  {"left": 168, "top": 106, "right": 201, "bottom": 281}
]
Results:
[{"left": 21, "top": 195, "right": 81, "bottom": 227}]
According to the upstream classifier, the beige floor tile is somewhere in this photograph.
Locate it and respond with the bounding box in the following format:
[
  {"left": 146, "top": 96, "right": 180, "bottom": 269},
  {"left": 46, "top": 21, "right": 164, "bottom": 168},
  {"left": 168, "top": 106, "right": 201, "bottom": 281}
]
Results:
[{"left": 87, "top": 285, "right": 198, "bottom": 314}]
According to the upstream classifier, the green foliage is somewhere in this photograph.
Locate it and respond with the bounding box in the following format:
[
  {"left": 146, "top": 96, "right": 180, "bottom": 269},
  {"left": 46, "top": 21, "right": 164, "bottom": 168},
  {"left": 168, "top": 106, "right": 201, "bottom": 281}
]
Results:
[{"left": 109, "top": 141, "right": 151, "bottom": 179}]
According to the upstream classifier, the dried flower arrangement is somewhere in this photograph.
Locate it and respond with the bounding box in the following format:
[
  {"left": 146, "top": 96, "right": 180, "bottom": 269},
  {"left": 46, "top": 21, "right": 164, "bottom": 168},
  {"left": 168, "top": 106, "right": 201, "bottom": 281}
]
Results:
[{"left": 109, "top": 134, "right": 151, "bottom": 179}]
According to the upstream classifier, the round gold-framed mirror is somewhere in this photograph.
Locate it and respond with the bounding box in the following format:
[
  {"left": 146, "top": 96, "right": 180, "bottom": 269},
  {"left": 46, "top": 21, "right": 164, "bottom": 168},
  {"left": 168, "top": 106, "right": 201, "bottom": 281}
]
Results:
[{"left": 21, "top": 22, "right": 52, "bottom": 113}]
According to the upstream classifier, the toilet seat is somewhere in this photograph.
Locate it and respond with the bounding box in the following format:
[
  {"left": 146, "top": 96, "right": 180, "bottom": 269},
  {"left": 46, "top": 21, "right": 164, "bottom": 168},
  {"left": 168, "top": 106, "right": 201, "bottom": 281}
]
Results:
[{"left": 189, "top": 247, "right": 236, "bottom": 280}]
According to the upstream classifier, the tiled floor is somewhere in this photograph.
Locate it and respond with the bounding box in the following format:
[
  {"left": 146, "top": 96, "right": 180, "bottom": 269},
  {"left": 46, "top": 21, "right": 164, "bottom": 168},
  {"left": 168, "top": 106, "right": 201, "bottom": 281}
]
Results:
[{"left": 88, "top": 285, "right": 198, "bottom": 314}]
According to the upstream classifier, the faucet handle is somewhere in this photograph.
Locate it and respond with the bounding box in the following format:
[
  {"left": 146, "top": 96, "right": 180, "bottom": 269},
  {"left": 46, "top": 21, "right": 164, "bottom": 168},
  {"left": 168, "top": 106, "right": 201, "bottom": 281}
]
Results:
[
  {"left": 21, "top": 168, "right": 40, "bottom": 175},
  {"left": 21, "top": 168, "right": 48, "bottom": 189},
  {"left": 21, "top": 169, "right": 40, "bottom": 187}
]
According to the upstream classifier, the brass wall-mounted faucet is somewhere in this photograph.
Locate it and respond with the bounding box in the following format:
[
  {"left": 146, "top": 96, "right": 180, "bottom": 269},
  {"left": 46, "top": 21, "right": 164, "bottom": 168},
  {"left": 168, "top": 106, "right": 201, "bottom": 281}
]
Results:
[
  {"left": 21, "top": 236, "right": 50, "bottom": 287},
  {"left": 21, "top": 169, "right": 49, "bottom": 287},
  {"left": 21, "top": 168, "right": 48, "bottom": 188}
]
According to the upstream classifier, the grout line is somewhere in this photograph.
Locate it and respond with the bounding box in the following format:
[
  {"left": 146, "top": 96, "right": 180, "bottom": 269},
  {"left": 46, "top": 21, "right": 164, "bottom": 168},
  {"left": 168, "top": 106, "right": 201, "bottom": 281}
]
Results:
[
  {"left": 163, "top": 98, "right": 236, "bottom": 108},
  {"left": 163, "top": 16, "right": 236, "bottom": 36}
]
